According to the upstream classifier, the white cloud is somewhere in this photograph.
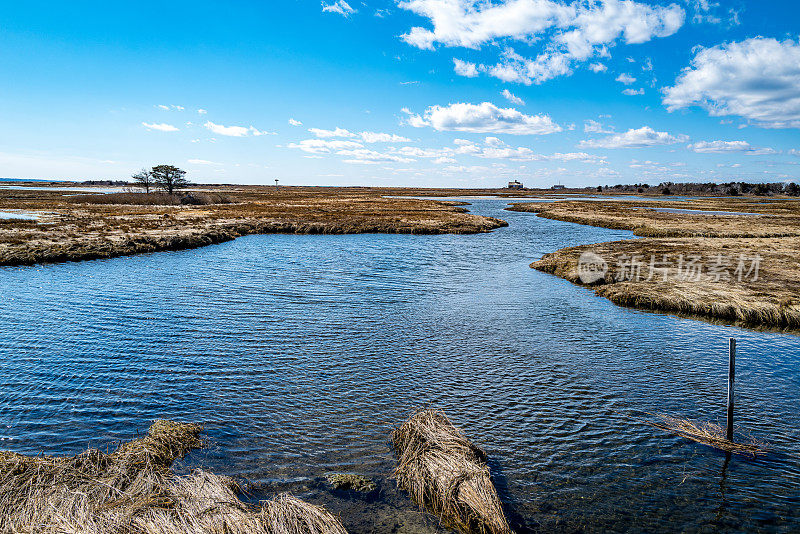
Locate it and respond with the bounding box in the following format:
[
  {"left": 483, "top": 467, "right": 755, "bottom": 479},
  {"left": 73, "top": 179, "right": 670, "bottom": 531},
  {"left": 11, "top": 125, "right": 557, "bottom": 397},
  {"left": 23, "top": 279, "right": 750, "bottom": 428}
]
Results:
[
  {"left": 790, "top": 149, "right": 800, "bottom": 157},
  {"left": 397, "top": 0, "right": 685, "bottom": 84},
  {"left": 501, "top": 89, "right": 525, "bottom": 105},
  {"left": 580, "top": 126, "right": 688, "bottom": 148},
  {"left": 197, "top": 109, "right": 207, "bottom": 115},
  {"left": 187, "top": 158, "right": 221, "bottom": 165},
  {"left": 584, "top": 119, "right": 613, "bottom": 133},
  {"left": 474, "top": 145, "right": 605, "bottom": 163},
  {"left": 142, "top": 122, "right": 179, "bottom": 132},
  {"left": 589, "top": 63, "right": 607, "bottom": 72},
  {"left": 204, "top": 121, "right": 273, "bottom": 137},
  {"left": 287, "top": 139, "right": 364, "bottom": 154},
  {"left": 622, "top": 88, "right": 644, "bottom": 95},
  {"left": 360, "top": 131, "right": 411, "bottom": 143},
  {"left": 394, "top": 146, "right": 452, "bottom": 158},
  {"left": 309, "top": 127, "right": 356, "bottom": 138},
  {"left": 337, "top": 149, "right": 415, "bottom": 164},
  {"left": 403, "top": 102, "right": 562, "bottom": 135},
  {"left": 663, "top": 37, "right": 800, "bottom": 129},
  {"left": 615, "top": 73, "right": 636, "bottom": 85},
  {"left": 322, "top": 0, "right": 356, "bottom": 16},
  {"left": 157, "top": 104, "right": 184, "bottom": 111},
  {"left": 687, "top": 140, "right": 777, "bottom": 155},
  {"left": 453, "top": 58, "right": 479, "bottom": 77},
  {"left": 288, "top": 118, "right": 303, "bottom": 126}
]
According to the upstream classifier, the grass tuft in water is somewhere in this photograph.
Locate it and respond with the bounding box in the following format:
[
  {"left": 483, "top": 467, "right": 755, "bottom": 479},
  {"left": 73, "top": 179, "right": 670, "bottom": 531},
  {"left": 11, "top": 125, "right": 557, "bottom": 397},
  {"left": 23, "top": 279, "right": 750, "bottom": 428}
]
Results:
[{"left": 391, "top": 409, "right": 512, "bottom": 534}]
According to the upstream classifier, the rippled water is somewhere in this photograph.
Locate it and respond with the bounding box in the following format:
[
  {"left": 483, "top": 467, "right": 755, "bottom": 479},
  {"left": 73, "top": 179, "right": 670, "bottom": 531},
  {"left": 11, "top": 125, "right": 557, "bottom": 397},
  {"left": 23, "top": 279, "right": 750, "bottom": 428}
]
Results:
[{"left": 1, "top": 199, "right": 799, "bottom": 532}]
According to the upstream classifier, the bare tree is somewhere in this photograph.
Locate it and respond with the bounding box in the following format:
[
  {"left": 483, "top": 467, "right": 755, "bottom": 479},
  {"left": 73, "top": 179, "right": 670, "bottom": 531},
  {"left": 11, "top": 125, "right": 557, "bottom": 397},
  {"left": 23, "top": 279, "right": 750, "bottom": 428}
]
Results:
[
  {"left": 132, "top": 168, "right": 154, "bottom": 193},
  {"left": 152, "top": 165, "right": 189, "bottom": 194}
]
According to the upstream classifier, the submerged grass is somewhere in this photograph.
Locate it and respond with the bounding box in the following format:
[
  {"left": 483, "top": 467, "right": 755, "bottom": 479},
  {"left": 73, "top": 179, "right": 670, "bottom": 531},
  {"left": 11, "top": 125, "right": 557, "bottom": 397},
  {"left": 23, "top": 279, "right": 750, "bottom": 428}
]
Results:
[
  {"left": 325, "top": 474, "right": 376, "bottom": 493},
  {"left": 0, "top": 420, "right": 348, "bottom": 533},
  {"left": 391, "top": 409, "right": 512, "bottom": 534}
]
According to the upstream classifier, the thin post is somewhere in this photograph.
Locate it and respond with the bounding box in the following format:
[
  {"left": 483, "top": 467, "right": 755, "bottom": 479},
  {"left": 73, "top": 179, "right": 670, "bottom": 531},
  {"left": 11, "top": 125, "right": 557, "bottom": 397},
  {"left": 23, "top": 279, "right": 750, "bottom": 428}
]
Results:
[{"left": 726, "top": 338, "right": 736, "bottom": 441}]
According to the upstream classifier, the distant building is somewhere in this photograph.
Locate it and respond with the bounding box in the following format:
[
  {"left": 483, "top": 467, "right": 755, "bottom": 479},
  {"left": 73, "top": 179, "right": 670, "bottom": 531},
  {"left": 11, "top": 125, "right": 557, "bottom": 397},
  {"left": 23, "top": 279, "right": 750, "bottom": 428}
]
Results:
[
  {"left": 551, "top": 184, "right": 566, "bottom": 190},
  {"left": 508, "top": 180, "right": 524, "bottom": 189}
]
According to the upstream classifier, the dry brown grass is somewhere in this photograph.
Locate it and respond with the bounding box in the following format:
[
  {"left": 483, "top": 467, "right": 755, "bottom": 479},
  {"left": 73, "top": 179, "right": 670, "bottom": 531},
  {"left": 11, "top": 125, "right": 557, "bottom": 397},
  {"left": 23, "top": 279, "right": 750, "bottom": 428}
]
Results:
[
  {"left": 69, "top": 192, "right": 233, "bottom": 206},
  {"left": 508, "top": 197, "right": 800, "bottom": 238},
  {"left": 0, "top": 420, "right": 347, "bottom": 534},
  {"left": 517, "top": 198, "right": 800, "bottom": 331},
  {"left": 391, "top": 409, "right": 512, "bottom": 534},
  {"left": 619, "top": 411, "right": 769, "bottom": 458},
  {"left": 0, "top": 186, "right": 510, "bottom": 266},
  {"left": 533, "top": 237, "right": 800, "bottom": 329}
]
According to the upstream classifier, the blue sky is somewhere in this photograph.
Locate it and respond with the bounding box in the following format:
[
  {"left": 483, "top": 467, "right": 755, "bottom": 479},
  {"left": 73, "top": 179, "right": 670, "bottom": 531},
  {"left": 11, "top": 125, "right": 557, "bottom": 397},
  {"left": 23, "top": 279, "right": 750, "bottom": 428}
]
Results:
[{"left": 1, "top": 0, "right": 799, "bottom": 187}]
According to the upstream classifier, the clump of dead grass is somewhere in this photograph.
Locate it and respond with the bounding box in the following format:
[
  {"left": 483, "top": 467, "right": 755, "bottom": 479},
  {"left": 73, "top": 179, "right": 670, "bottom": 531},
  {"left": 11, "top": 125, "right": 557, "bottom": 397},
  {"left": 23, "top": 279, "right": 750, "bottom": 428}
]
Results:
[
  {"left": 391, "top": 409, "right": 512, "bottom": 534},
  {"left": 0, "top": 420, "right": 348, "bottom": 533},
  {"left": 621, "top": 411, "right": 769, "bottom": 458}
]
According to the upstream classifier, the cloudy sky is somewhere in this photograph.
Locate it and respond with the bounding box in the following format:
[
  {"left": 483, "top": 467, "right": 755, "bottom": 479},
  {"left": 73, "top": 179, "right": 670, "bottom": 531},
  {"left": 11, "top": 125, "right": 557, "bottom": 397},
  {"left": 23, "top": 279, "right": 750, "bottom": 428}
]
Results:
[{"left": 1, "top": 0, "right": 799, "bottom": 187}]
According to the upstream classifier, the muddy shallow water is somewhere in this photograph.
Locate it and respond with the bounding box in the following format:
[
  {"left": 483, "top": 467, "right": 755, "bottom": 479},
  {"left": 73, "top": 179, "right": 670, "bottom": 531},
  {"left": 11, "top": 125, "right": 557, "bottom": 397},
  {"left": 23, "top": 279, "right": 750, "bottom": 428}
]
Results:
[{"left": 1, "top": 199, "right": 798, "bottom": 532}]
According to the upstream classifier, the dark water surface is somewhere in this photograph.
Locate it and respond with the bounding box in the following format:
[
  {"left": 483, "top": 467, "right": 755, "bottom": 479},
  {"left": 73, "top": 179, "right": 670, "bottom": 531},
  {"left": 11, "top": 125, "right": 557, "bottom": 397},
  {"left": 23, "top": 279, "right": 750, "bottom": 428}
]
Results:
[{"left": 1, "top": 199, "right": 799, "bottom": 532}]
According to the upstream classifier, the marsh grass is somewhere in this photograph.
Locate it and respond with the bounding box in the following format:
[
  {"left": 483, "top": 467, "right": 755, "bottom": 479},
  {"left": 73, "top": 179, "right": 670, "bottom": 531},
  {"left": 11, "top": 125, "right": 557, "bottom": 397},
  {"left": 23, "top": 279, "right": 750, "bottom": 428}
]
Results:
[
  {"left": 0, "top": 420, "right": 348, "bottom": 533},
  {"left": 69, "top": 192, "right": 233, "bottom": 205},
  {"left": 0, "top": 186, "right": 509, "bottom": 266},
  {"left": 532, "top": 236, "right": 800, "bottom": 330},
  {"left": 621, "top": 411, "right": 769, "bottom": 458},
  {"left": 522, "top": 197, "right": 800, "bottom": 331},
  {"left": 391, "top": 409, "right": 512, "bottom": 534}
]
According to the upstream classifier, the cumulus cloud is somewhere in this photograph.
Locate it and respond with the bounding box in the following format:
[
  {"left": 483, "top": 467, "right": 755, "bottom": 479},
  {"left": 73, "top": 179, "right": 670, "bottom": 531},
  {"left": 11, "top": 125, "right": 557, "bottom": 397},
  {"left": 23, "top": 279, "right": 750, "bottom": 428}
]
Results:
[
  {"left": 142, "top": 122, "right": 179, "bottom": 132},
  {"left": 615, "top": 73, "right": 636, "bottom": 85},
  {"left": 391, "top": 138, "right": 605, "bottom": 164},
  {"left": 360, "top": 132, "right": 411, "bottom": 143},
  {"left": 204, "top": 121, "right": 272, "bottom": 137},
  {"left": 589, "top": 63, "right": 607, "bottom": 72},
  {"left": 687, "top": 140, "right": 777, "bottom": 155},
  {"left": 622, "top": 88, "right": 644, "bottom": 95},
  {"left": 337, "top": 149, "right": 415, "bottom": 164},
  {"left": 403, "top": 102, "right": 562, "bottom": 135},
  {"left": 453, "top": 58, "right": 479, "bottom": 77},
  {"left": 287, "top": 139, "right": 364, "bottom": 154},
  {"left": 501, "top": 89, "right": 525, "bottom": 105},
  {"left": 197, "top": 109, "right": 207, "bottom": 115},
  {"left": 580, "top": 126, "right": 688, "bottom": 148},
  {"left": 663, "top": 37, "right": 800, "bottom": 129},
  {"left": 288, "top": 118, "right": 303, "bottom": 126},
  {"left": 322, "top": 0, "right": 355, "bottom": 16},
  {"left": 584, "top": 119, "right": 613, "bottom": 133},
  {"left": 309, "top": 127, "right": 356, "bottom": 138},
  {"left": 397, "top": 0, "right": 685, "bottom": 84}
]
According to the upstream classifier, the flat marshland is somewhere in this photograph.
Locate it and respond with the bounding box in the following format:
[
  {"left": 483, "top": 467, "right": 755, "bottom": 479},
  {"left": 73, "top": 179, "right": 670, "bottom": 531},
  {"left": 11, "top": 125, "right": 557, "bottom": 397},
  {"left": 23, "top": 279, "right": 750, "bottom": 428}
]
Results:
[
  {"left": 0, "top": 184, "right": 511, "bottom": 266},
  {"left": 508, "top": 197, "right": 800, "bottom": 329}
]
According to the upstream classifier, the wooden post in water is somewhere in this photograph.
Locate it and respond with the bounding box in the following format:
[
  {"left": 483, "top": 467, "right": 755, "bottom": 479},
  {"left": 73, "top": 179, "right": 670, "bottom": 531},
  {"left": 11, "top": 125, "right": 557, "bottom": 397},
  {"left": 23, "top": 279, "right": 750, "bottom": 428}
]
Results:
[{"left": 726, "top": 338, "right": 736, "bottom": 441}]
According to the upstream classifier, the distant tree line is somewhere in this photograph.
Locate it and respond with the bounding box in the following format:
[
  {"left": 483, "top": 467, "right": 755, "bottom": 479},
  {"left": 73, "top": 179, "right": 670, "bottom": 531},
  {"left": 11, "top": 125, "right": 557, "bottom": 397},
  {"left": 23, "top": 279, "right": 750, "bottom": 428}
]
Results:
[
  {"left": 132, "top": 165, "right": 189, "bottom": 194},
  {"left": 597, "top": 181, "right": 800, "bottom": 196}
]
